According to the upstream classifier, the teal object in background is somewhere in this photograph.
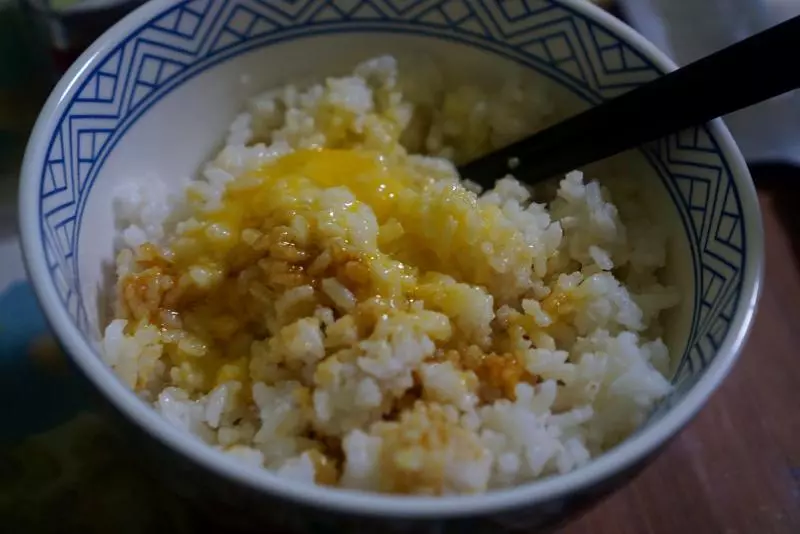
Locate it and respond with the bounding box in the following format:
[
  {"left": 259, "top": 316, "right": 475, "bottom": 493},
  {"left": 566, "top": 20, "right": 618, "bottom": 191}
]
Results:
[
  {"left": 0, "top": 280, "right": 193, "bottom": 532},
  {"left": 0, "top": 281, "right": 91, "bottom": 443}
]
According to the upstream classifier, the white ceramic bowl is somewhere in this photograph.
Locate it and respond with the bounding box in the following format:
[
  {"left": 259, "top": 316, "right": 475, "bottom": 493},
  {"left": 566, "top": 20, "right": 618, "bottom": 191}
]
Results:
[{"left": 19, "top": 1, "right": 763, "bottom": 532}]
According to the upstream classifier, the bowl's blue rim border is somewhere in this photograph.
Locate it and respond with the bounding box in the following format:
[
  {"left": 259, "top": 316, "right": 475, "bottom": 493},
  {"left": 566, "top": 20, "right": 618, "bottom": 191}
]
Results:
[{"left": 19, "top": 0, "right": 764, "bottom": 519}]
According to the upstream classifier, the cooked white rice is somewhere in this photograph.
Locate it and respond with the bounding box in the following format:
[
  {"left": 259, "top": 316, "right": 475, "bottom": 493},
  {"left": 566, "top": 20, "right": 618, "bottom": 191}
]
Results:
[{"left": 103, "top": 56, "right": 679, "bottom": 495}]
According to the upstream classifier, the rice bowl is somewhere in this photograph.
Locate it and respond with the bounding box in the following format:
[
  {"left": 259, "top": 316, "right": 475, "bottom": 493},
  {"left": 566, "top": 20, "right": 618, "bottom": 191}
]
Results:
[
  {"left": 102, "top": 55, "right": 680, "bottom": 495},
  {"left": 20, "top": 0, "right": 764, "bottom": 531}
]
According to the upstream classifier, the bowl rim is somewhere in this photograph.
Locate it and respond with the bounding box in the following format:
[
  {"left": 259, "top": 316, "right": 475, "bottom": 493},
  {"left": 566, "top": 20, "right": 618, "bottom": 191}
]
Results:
[{"left": 19, "top": 0, "right": 764, "bottom": 519}]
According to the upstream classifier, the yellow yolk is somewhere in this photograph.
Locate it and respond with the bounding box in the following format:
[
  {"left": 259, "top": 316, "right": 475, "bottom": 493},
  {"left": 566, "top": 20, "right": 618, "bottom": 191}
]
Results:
[
  {"left": 250, "top": 148, "right": 405, "bottom": 221},
  {"left": 123, "top": 148, "right": 543, "bottom": 400}
]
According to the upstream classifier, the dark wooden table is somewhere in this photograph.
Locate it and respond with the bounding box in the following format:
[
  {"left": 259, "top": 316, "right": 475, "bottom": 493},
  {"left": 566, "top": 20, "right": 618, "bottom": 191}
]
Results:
[{"left": 559, "top": 172, "right": 800, "bottom": 534}]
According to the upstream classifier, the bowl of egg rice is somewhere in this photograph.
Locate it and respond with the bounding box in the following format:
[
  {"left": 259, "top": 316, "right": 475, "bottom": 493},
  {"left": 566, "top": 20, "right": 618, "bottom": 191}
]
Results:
[{"left": 18, "top": 0, "right": 763, "bottom": 532}]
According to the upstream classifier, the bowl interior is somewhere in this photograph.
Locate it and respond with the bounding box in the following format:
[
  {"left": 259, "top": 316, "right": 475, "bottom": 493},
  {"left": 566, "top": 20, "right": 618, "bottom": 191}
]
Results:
[
  {"left": 78, "top": 31, "right": 695, "bottom": 366},
  {"left": 24, "top": 0, "right": 758, "bottom": 511}
]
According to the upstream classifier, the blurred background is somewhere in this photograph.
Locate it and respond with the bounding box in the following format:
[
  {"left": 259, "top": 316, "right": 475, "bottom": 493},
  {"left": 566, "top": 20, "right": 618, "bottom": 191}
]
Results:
[{"left": 0, "top": 1, "right": 798, "bottom": 533}]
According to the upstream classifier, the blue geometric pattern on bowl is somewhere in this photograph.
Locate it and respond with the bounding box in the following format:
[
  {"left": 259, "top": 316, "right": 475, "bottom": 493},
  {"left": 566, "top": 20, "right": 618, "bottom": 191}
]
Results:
[{"left": 38, "top": 0, "right": 745, "bottom": 389}]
